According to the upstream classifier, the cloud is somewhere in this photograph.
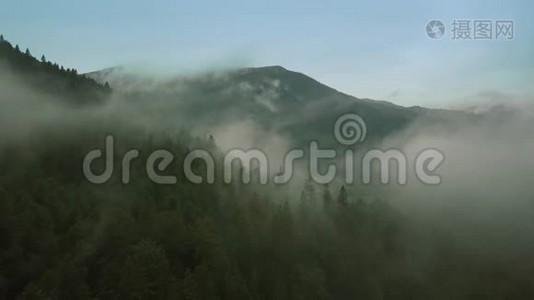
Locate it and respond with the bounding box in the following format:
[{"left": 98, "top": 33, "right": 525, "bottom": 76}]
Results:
[{"left": 376, "top": 92, "right": 534, "bottom": 257}]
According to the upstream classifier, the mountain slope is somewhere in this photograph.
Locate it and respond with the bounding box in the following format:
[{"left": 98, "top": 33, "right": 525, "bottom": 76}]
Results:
[
  {"left": 87, "top": 65, "right": 475, "bottom": 147},
  {"left": 0, "top": 35, "right": 111, "bottom": 103}
]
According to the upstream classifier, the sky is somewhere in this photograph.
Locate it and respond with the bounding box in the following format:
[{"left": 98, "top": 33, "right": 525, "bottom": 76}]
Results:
[{"left": 1, "top": 0, "right": 533, "bottom": 107}]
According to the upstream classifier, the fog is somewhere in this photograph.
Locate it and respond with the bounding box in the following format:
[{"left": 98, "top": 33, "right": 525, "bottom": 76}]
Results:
[
  {"left": 3, "top": 63, "right": 534, "bottom": 260},
  {"left": 378, "top": 95, "right": 534, "bottom": 259}
]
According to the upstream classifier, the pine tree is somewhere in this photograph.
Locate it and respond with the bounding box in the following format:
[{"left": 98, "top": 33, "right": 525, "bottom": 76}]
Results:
[
  {"left": 25, "top": 48, "right": 31, "bottom": 56},
  {"left": 15, "top": 44, "right": 20, "bottom": 52},
  {"left": 322, "top": 184, "right": 332, "bottom": 207},
  {"left": 41, "top": 55, "right": 47, "bottom": 63},
  {"left": 0, "top": 34, "right": 4, "bottom": 42},
  {"left": 337, "top": 185, "right": 348, "bottom": 206},
  {"left": 299, "top": 179, "right": 316, "bottom": 206}
]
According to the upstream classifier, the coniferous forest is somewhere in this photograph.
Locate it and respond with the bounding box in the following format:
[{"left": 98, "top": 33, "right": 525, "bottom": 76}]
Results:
[{"left": 1, "top": 35, "right": 534, "bottom": 300}]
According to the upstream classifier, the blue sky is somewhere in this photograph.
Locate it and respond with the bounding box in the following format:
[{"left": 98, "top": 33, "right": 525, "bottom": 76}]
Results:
[{"left": 1, "top": 0, "right": 533, "bottom": 107}]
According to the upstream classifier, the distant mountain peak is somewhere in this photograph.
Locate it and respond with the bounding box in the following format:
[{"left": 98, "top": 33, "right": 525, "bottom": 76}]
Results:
[{"left": 243, "top": 65, "right": 287, "bottom": 72}]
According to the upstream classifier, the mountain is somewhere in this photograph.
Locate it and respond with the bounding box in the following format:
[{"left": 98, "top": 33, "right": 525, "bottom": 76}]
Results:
[
  {"left": 3, "top": 36, "right": 534, "bottom": 300},
  {"left": 0, "top": 33, "right": 477, "bottom": 147},
  {"left": 87, "top": 65, "right": 475, "bottom": 147},
  {"left": 0, "top": 33, "right": 477, "bottom": 146}
]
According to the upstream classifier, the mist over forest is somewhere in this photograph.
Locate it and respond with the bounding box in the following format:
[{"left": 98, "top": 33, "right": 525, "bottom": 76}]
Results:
[{"left": 1, "top": 34, "right": 534, "bottom": 300}]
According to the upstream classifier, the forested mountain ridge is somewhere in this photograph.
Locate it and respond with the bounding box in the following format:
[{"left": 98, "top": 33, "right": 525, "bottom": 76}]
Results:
[
  {"left": 1, "top": 36, "right": 533, "bottom": 300},
  {"left": 0, "top": 35, "right": 111, "bottom": 103},
  {"left": 88, "top": 64, "right": 477, "bottom": 148}
]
